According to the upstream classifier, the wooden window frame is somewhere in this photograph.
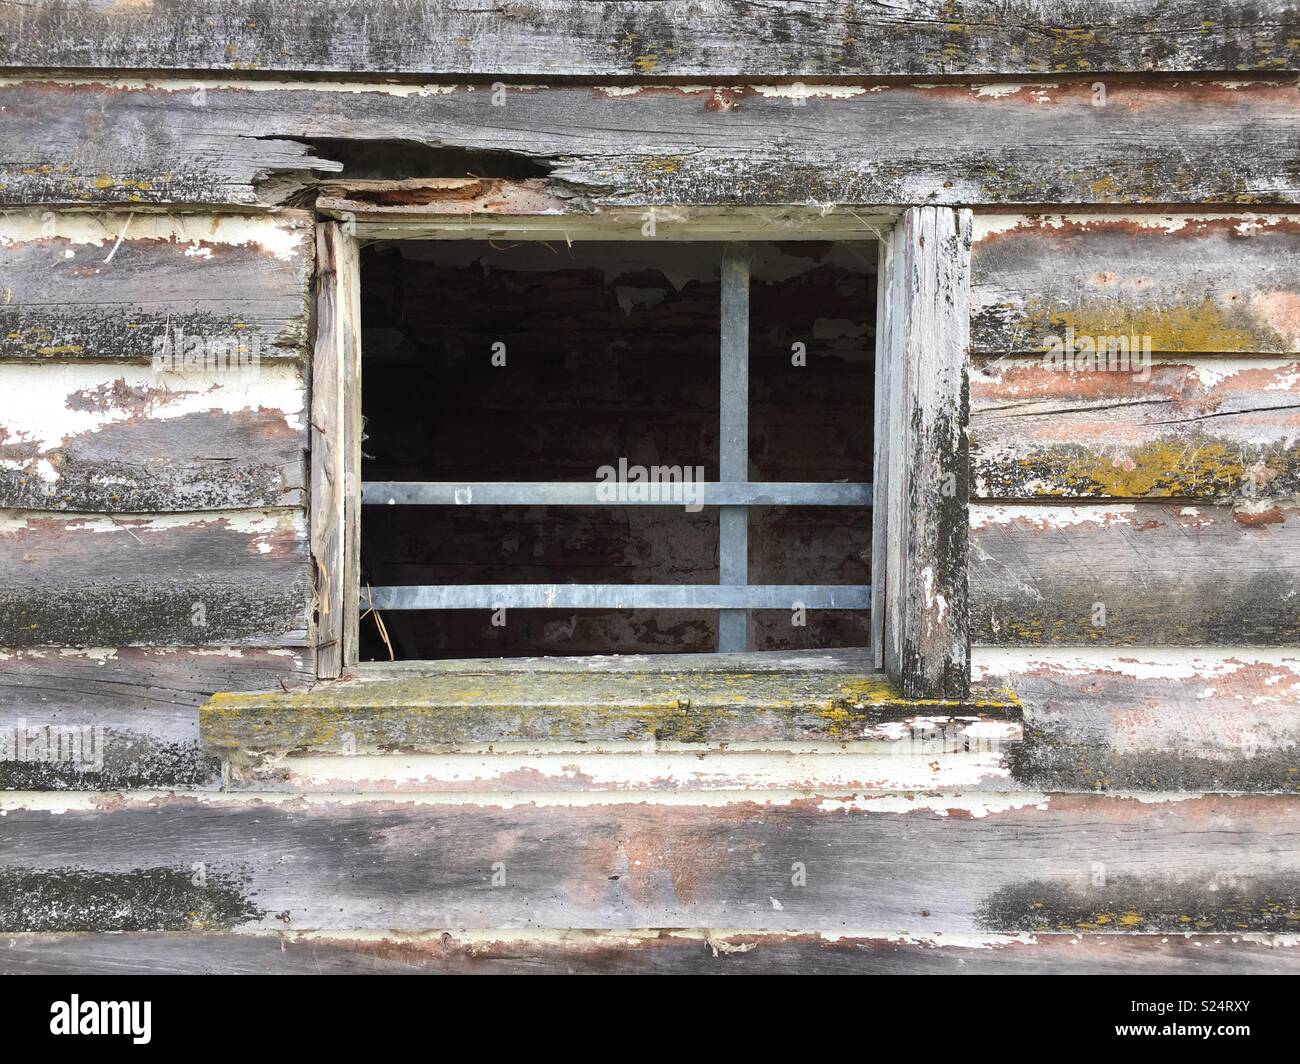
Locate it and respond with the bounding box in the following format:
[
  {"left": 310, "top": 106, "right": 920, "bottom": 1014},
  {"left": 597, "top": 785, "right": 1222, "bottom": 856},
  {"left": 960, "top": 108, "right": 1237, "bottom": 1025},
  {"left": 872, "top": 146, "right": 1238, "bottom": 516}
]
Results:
[{"left": 309, "top": 205, "right": 971, "bottom": 699}]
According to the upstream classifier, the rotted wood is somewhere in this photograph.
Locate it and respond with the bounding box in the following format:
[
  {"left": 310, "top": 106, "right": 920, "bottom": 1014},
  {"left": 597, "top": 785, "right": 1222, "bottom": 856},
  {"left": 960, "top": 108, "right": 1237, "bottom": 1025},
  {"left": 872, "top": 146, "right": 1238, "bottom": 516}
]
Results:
[
  {"left": 969, "top": 502, "right": 1300, "bottom": 646},
  {"left": 0, "top": 1, "right": 1293, "bottom": 77},
  {"left": 5, "top": 931, "right": 1300, "bottom": 976},
  {"left": 0, "top": 647, "right": 312, "bottom": 790},
  {"left": 0, "top": 362, "right": 306, "bottom": 512},
  {"left": 4, "top": 79, "right": 1300, "bottom": 208},
  {"left": 0, "top": 211, "right": 314, "bottom": 362},
  {"left": 0, "top": 509, "right": 310, "bottom": 647},
  {"left": 970, "top": 357, "right": 1300, "bottom": 500},
  {"left": 2, "top": 791, "right": 1298, "bottom": 933},
  {"left": 971, "top": 214, "right": 1300, "bottom": 355},
  {"left": 976, "top": 649, "right": 1300, "bottom": 794},
  {"left": 201, "top": 651, "right": 1020, "bottom": 755},
  {"left": 878, "top": 206, "right": 971, "bottom": 699}
]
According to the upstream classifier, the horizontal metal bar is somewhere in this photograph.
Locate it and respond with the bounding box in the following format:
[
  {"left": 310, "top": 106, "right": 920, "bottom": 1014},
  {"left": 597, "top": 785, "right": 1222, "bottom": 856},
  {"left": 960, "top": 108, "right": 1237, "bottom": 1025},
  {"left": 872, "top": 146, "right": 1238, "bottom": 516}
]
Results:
[
  {"left": 368, "top": 584, "right": 871, "bottom": 611},
  {"left": 362, "top": 481, "right": 872, "bottom": 507}
]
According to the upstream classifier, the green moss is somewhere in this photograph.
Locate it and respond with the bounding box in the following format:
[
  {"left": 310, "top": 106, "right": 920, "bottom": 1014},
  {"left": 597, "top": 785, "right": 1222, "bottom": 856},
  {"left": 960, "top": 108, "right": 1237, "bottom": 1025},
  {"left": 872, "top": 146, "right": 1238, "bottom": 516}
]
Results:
[{"left": 0, "top": 866, "right": 263, "bottom": 932}]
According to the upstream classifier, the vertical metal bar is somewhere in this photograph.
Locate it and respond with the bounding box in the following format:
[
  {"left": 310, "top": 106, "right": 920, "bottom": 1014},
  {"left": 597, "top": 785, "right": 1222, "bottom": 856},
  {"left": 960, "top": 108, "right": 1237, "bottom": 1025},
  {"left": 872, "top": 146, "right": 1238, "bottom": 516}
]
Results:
[{"left": 718, "top": 243, "right": 750, "bottom": 652}]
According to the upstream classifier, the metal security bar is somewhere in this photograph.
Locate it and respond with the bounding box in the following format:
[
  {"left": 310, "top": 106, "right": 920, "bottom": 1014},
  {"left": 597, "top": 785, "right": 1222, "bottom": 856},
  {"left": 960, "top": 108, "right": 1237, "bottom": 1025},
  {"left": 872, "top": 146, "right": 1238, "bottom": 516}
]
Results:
[
  {"left": 363, "top": 481, "right": 872, "bottom": 507},
  {"left": 363, "top": 243, "right": 872, "bottom": 652}
]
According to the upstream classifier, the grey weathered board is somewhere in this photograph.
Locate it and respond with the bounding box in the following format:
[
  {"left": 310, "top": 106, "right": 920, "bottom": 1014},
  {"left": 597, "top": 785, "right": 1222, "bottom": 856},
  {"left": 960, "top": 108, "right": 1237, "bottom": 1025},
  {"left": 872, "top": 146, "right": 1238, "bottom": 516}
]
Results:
[
  {"left": 309, "top": 222, "right": 359, "bottom": 679},
  {"left": 877, "top": 207, "right": 971, "bottom": 699},
  {"left": 970, "top": 357, "right": 1300, "bottom": 500},
  {"left": 3, "top": 79, "right": 1299, "bottom": 208},
  {"left": 0, "top": 510, "right": 311, "bottom": 647},
  {"left": 0, "top": 363, "right": 307, "bottom": 512},
  {"left": 969, "top": 502, "right": 1300, "bottom": 646},
  {"left": 2, "top": 1, "right": 1294, "bottom": 77},
  {"left": 970, "top": 214, "right": 1300, "bottom": 355},
  {"left": 0, "top": 648, "right": 312, "bottom": 789},
  {"left": 2, "top": 792, "right": 1298, "bottom": 933},
  {"left": 201, "top": 657, "right": 1018, "bottom": 754},
  {"left": 4, "top": 930, "right": 1300, "bottom": 976},
  {"left": 979, "top": 651, "right": 1300, "bottom": 793},
  {"left": 0, "top": 213, "right": 314, "bottom": 362}
]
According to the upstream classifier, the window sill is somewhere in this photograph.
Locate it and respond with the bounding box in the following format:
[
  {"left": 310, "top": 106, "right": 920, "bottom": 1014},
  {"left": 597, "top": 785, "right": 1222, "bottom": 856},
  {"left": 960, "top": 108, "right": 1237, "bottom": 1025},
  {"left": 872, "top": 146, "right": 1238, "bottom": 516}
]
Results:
[{"left": 201, "top": 650, "right": 1020, "bottom": 756}]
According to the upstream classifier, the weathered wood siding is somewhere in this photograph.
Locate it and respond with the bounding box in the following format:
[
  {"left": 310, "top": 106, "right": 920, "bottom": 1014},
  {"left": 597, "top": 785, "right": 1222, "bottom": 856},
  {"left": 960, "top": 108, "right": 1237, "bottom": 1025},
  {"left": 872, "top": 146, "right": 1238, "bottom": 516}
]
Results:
[
  {"left": 0, "top": 648, "right": 311, "bottom": 790},
  {"left": 975, "top": 649, "right": 1300, "bottom": 793},
  {"left": 3, "top": 24, "right": 1299, "bottom": 974},
  {"left": 0, "top": 209, "right": 317, "bottom": 798},
  {"left": 3, "top": 1, "right": 1293, "bottom": 77},
  {"left": 3, "top": 791, "right": 1298, "bottom": 933},
  {"left": 0, "top": 212, "right": 313, "bottom": 362},
  {"left": 971, "top": 215, "right": 1300, "bottom": 356},
  {"left": 969, "top": 501, "right": 1300, "bottom": 646},
  {"left": 3, "top": 78, "right": 1298, "bottom": 208},
  {"left": 0, "top": 510, "right": 310, "bottom": 647},
  {"left": 968, "top": 213, "right": 1300, "bottom": 650}
]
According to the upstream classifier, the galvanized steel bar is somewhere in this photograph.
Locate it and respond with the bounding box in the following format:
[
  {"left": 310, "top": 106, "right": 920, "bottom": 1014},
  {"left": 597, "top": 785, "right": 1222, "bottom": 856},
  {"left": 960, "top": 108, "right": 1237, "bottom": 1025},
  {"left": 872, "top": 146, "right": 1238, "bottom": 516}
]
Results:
[
  {"left": 362, "top": 481, "right": 872, "bottom": 506},
  {"left": 368, "top": 584, "right": 871, "bottom": 611}
]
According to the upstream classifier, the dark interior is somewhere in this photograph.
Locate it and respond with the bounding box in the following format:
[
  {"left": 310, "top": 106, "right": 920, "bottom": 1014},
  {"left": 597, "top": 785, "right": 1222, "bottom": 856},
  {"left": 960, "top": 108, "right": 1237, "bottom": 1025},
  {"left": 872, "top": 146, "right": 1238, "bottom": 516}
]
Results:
[{"left": 359, "top": 238, "right": 877, "bottom": 660}]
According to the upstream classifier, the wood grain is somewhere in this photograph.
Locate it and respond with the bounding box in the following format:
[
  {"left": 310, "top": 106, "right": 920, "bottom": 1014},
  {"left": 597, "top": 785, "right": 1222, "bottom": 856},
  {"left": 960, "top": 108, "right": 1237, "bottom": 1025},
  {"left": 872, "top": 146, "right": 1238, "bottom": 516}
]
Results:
[
  {"left": 309, "top": 223, "right": 359, "bottom": 678},
  {"left": 969, "top": 502, "right": 1300, "bottom": 645},
  {"left": 2, "top": 791, "right": 1298, "bottom": 933},
  {"left": 0, "top": 1, "right": 1292, "bottom": 78},
  {"left": 0, "top": 510, "right": 311, "bottom": 647},
  {"left": 970, "top": 357, "right": 1300, "bottom": 500},
  {"left": 0, "top": 212, "right": 313, "bottom": 362},
  {"left": 201, "top": 652, "right": 1019, "bottom": 755},
  {"left": 0, "top": 647, "right": 311, "bottom": 789},
  {"left": 878, "top": 207, "right": 971, "bottom": 698},
  {"left": 976, "top": 649, "right": 1300, "bottom": 792},
  {"left": 3, "top": 79, "right": 1298, "bottom": 208},
  {"left": 0, "top": 362, "right": 307, "bottom": 511},
  {"left": 971, "top": 214, "right": 1300, "bottom": 355},
  {"left": 5, "top": 930, "right": 1300, "bottom": 975}
]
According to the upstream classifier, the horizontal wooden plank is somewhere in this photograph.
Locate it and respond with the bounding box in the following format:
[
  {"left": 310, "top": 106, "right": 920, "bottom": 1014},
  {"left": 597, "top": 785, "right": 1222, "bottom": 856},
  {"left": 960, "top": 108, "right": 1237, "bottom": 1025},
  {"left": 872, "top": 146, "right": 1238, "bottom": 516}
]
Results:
[
  {"left": 971, "top": 214, "right": 1300, "bottom": 354},
  {"left": 970, "top": 357, "right": 1300, "bottom": 500},
  {"left": 970, "top": 502, "right": 1300, "bottom": 645},
  {"left": 225, "top": 745, "right": 1019, "bottom": 794},
  {"left": 4, "top": 930, "right": 1300, "bottom": 975},
  {"left": 4, "top": 78, "right": 1300, "bottom": 208},
  {"left": 975, "top": 649, "right": 1300, "bottom": 793},
  {"left": 2, "top": 1, "right": 1294, "bottom": 78},
  {"left": 0, "top": 510, "right": 311, "bottom": 647},
  {"left": 202, "top": 652, "right": 1020, "bottom": 755},
  {"left": 0, "top": 362, "right": 306, "bottom": 511},
  {"left": 0, "top": 211, "right": 313, "bottom": 361},
  {"left": 2, "top": 791, "right": 1298, "bottom": 932},
  {"left": 0, "top": 647, "right": 312, "bottom": 790}
]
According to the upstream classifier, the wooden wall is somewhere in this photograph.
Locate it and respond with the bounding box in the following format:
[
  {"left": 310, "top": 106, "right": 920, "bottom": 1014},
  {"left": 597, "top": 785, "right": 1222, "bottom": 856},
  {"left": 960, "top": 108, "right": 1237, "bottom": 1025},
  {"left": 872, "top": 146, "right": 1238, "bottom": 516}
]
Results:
[
  {"left": 0, "top": 212, "right": 317, "bottom": 790},
  {"left": 2, "top": 7, "right": 1299, "bottom": 971}
]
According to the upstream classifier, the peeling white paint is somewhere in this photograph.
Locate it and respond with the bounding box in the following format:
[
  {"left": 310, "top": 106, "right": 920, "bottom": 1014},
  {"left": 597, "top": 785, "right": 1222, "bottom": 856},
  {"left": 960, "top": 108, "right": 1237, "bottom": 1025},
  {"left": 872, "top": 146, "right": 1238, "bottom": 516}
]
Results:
[
  {"left": 233, "top": 747, "right": 1014, "bottom": 794},
  {"left": 972, "top": 646, "right": 1300, "bottom": 681},
  {"left": 0, "top": 508, "right": 304, "bottom": 536},
  {"left": 0, "top": 363, "right": 305, "bottom": 477},
  {"left": 970, "top": 502, "right": 1139, "bottom": 530},
  {"left": 971, "top": 212, "right": 1300, "bottom": 244},
  {"left": 0, "top": 209, "right": 308, "bottom": 260}
]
